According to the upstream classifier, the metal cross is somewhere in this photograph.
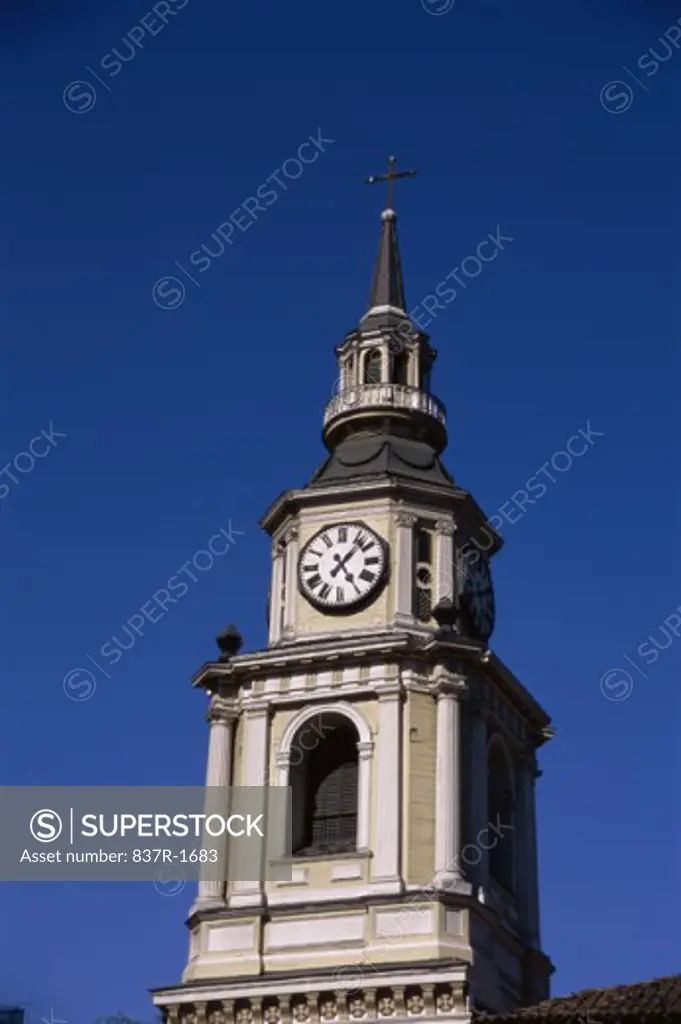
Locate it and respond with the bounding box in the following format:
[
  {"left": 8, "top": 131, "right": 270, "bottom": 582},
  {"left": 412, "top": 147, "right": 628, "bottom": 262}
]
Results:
[{"left": 365, "top": 155, "right": 418, "bottom": 210}]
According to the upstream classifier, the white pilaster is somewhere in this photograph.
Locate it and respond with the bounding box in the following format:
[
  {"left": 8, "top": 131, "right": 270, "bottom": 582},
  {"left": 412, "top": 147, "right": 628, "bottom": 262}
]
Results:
[
  {"left": 281, "top": 525, "right": 299, "bottom": 640},
  {"left": 408, "top": 344, "right": 416, "bottom": 388},
  {"left": 191, "top": 697, "right": 236, "bottom": 912},
  {"left": 229, "top": 702, "right": 270, "bottom": 908},
  {"left": 356, "top": 740, "right": 374, "bottom": 851},
  {"left": 394, "top": 511, "right": 417, "bottom": 625},
  {"left": 268, "top": 542, "right": 285, "bottom": 645},
  {"left": 434, "top": 520, "right": 456, "bottom": 605},
  {"left": 381, "top": 346, "right": 389, "bottom": 383},
  {"left": 371, "top": 684, "right": 402, "bottom": 888},
  {"left": 434, "top": 678, "right": 464, "bottom": 888}
]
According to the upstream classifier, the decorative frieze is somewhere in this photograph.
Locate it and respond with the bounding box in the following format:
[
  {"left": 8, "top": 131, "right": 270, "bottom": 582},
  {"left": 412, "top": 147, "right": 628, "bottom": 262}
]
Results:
[
  {"left": 263, "top": 1000, "right": 280, "bottom": 1024},
  {"left": 161, "top": 984, "right": 464, "bottom": 1024},
  {"left": 319, "top": 995, "right": 338, "bottom": 1022}
]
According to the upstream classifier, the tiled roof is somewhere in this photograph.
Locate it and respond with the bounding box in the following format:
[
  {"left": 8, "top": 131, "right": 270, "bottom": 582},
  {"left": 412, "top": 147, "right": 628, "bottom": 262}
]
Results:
[{"left": 475, "top": 975, "right": 681, "bottom": 1022}]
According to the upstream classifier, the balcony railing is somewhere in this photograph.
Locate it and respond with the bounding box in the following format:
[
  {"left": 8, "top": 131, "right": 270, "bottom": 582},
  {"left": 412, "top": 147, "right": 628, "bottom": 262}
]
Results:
[{"left": 323, "top": 384, "right": 447, "bottom": 429}]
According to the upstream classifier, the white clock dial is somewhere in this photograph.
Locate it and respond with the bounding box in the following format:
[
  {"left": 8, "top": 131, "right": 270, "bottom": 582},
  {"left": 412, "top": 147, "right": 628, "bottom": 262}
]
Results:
[{"left": 298, "top": 522, "right": 387, "bottom": 610}]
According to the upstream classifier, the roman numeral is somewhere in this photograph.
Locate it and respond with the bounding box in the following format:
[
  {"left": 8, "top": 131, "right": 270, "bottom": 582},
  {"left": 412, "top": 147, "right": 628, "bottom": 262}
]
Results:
[
  {"left": 308, "top": 548, "right": 324, "bottom": 558},
  {"left": 337, "top": 527, "right": 348, "bottom": 543},
  {"left": 359, "top": 569, "right": 376, "bottom": 584},
  {"left": 321, "top": 533, "right": 333, "bottom": 548},
  {"left": 302, "top": 563, "right": 318, "bottom": 573},
  {"left": 319, "top": 583, "right": 331, "bottom": 601},
  {"left": 307, "top": 574, "right": 322, "bottom": 590},
  {"left": 365, "top": 556, "right": 380, "bottom": 566},
  {"left": 354, "top": 530, "right": 373, "bottom": 552},
  {"left": 335, "top": 586, "right": 345, "bottom": 603}
]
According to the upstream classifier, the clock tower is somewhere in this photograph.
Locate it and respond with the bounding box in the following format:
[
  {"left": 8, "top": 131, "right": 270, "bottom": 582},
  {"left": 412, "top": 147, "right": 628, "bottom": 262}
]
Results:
[{"left": 152, "top": 181, "right": 554, "bottom": 1024}]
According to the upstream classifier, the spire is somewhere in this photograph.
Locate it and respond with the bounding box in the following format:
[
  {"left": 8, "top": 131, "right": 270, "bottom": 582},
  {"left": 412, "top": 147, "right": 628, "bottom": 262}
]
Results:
[
  {"left": 367, "top": 208, "right": 406, "bottom": 313},
  {"left": 363, "top": 156, "right": 417, "bottom": 318}
]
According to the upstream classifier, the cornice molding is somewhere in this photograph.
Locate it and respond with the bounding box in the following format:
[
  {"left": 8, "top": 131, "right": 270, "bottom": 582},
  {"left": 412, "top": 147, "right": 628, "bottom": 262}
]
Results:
[{"left": 259, "top": 478, "right": 471, "bottom": 535}]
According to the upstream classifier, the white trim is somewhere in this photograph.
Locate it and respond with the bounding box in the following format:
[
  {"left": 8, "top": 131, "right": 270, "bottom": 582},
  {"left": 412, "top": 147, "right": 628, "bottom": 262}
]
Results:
[
  {"left": 331, "top": 860, "right": 363, "bottom": 881},
  {"left": 435, "top": 690, "right": 461, "bottom": 886},
  {"left": 282, "top": 529, "right": 299, "bottom": 638},
  {"left": 278, "top": 701, "right": 373, "bottom": 764},
  {"left": 394, "top": 512, "right": 416, "bottom": 624},
  {"left": 192, "top": 713, "right": 234, "bottom": 910},
  {"left": 265, "top": 880, "right": 402, "bottom": 904},
  {"left": 372, "top": 690, "right": 402, "bottom": 884},
  {"left": 229, "top": 707, "right": 269, "bottom": 908},
  {"left": 275, "top": 702, "right": 374, "bottom": 864},
  {"left": 269, "top": 545, "right": 285, "bottom": 644},
  {"left": 360, "top": 303, "right": 409, "bottom": 320},
  {"left": 434, "top": 524, "right": 455, "bottom": 605},
  {"left": 301, "top": 501, "right": 398, "bottom": 524},
  {"left": 205, "top": 921, "right": 255, "bottom": 952},
  {"left": 154, "top": 965, "right": 469, "bottom": 1005},
  {"left": 263, "top": 940, "right": 458, "bottom": 967}
]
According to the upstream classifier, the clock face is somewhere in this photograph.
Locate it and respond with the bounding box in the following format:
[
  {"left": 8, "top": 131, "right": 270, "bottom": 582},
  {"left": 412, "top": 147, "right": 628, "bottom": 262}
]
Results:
[
  {"left": 298, "top": 522, "right": 387, "bottom": 611},
  {"left": 460, "top": 552, "right": 495, "bottom": 641}
]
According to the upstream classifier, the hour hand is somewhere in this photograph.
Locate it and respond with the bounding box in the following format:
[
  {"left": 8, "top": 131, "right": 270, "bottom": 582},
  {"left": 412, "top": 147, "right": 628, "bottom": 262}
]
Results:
[{"left": 331, "top": 551, "right": 354, "bottom": 578}]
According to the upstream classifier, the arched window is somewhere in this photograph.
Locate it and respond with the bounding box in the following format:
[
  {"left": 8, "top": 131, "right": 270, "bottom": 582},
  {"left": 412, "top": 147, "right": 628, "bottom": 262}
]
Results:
[
  {"left": 487, "top": 739, "right": 515, "bottom": 892},
  {"left": 414, "top": 526, "right": 433, "bottom": 622},
  {"left": 290, "top": 716, "right": 359, "bottom": 856},
  {"left": 364, "top": 349, "right": 382, "bottom": 384},
  {"left": 393, "top": 351, "right": 409, "bottom": 386}
]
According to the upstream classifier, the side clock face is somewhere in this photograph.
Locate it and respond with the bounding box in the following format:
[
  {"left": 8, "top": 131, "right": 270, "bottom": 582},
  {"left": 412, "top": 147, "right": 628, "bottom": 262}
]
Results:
[
  {"left": 298, "top": 522, "right": 387, "bottom": 611},
  {"left": 460, "top": 552, "right": 495, "bottom": 641}
]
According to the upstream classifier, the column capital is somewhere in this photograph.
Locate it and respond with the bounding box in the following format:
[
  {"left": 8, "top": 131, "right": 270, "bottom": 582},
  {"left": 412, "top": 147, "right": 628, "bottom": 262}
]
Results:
[
  {"left": 374, "top": 680, "right": 402, "bottom": 700},
  {"left": 207, "top": 697, "right": 239, "bottom": 726},
  {"left": 284, "top": 523, "right": 300, "bottom": 544},
  {"left": 242, "top": 698, "right": 270, "bottom": 718},
  {"left": 433, "top": 671, "right": 467, "bottom": 698},
  {"left": 395, "top": 510, "right": 418, "bottom": 528},
  {"left": 434, "top": 518, "right": 456, "bottom": 535}
]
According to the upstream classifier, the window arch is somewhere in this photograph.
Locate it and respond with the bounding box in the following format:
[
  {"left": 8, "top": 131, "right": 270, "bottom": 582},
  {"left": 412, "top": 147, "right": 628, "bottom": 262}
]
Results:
[
  {"left": 392, "top": 350, "right": 409, "bottom": 386},
  {"left": 364, "top": 348, "right": 382, "bottom": 384},
  {"left": 278, "top": 707, "right": 372, "bottom": 858},
  {"left": 414, "top": 526, "right": 434, "bottom": 622},
  {"left": 487, "top": 737, "right": 516, "bottom": 892}
]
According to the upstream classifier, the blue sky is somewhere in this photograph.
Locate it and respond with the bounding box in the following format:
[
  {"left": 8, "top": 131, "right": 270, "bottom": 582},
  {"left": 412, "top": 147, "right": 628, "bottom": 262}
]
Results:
[{"left": 0, "top": 0, "right": 679, "bottom": 1018}]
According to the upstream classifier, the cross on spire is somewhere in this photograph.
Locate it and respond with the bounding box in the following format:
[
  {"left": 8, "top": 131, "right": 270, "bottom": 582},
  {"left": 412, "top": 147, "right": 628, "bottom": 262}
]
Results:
[{"left": 365, "top": 155, "right": 418, "bottom": 211}]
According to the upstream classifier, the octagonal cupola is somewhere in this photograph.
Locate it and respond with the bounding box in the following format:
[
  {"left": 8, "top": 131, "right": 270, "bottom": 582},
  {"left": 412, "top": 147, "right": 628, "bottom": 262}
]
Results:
[{"left": 322, "top": 205, "right": 447, "bottom": 454}]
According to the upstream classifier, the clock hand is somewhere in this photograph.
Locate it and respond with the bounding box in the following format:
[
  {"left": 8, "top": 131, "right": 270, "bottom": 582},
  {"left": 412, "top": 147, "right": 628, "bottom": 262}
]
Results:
[
  {"left": 330, "top": 550, "right": 355, "bottom": 578},
  {"left": 329, "top": 556, "right": 362, "bottom": 594}
]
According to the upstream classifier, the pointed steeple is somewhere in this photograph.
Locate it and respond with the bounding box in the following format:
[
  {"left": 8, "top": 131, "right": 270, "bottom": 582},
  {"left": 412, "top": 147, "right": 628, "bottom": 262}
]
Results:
[
  {"left": 367, "top": 207, "right": 406, "bottom": 314},
  {"left": 362, "top": 156, "right": 416, "bottom": 320}
]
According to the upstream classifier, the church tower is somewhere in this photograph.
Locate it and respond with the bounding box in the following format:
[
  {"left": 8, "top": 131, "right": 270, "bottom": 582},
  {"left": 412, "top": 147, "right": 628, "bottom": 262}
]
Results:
[{"left": 152, "top": 171, "right": 554, "bottom": 1024}]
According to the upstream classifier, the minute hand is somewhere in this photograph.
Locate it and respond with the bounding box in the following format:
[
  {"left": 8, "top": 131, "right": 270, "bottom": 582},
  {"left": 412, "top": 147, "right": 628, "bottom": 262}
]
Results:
[{"left": 330, "top": 548, "right": 357, "bottom": 578}]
